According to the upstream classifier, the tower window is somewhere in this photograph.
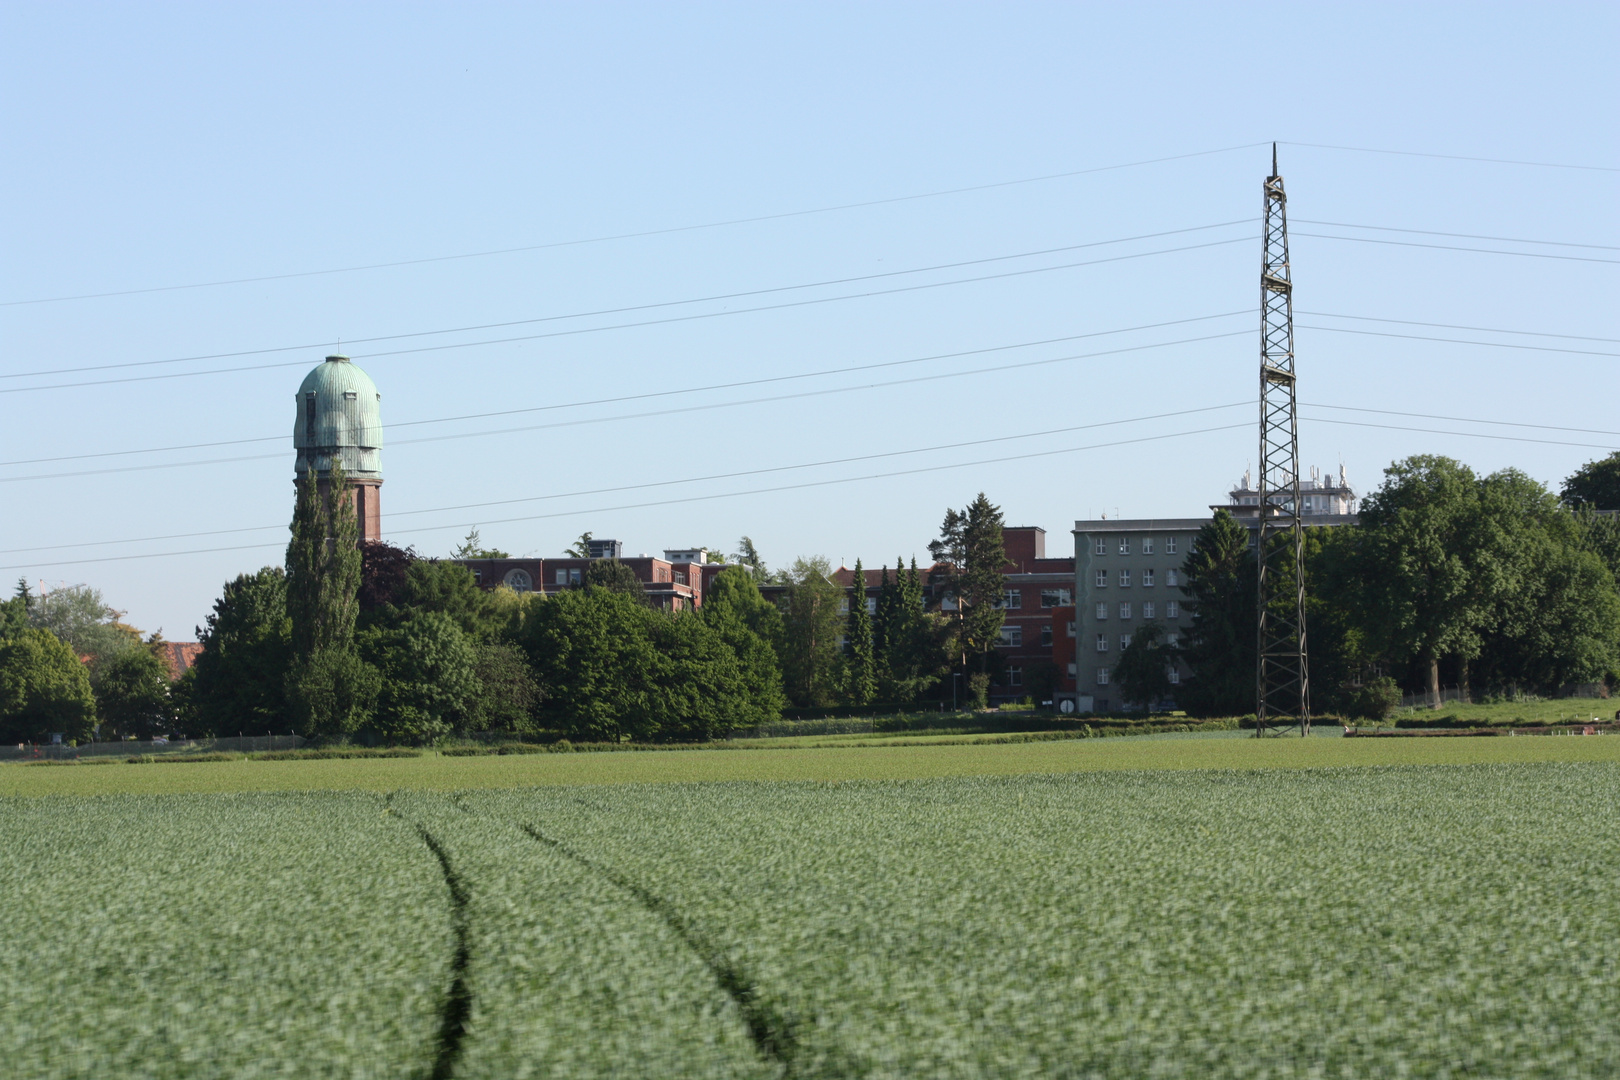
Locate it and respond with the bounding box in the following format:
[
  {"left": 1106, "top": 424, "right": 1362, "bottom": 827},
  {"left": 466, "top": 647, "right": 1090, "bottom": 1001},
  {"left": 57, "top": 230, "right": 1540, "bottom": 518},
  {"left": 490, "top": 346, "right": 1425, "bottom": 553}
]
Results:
[{"left": 304, "top": 393, "right": 316, "bottom": 437}]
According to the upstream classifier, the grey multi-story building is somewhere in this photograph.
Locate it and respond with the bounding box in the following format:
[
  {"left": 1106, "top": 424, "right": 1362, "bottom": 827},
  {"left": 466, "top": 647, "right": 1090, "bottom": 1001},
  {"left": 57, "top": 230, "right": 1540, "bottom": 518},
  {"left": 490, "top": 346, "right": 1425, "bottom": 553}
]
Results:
[{"left": 1069, "top": 518, "right": 1206, "bottom": 713}]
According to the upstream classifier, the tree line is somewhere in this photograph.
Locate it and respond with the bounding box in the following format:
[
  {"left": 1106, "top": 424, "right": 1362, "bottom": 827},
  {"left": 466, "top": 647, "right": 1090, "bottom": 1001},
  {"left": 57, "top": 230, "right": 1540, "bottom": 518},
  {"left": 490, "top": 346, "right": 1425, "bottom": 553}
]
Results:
[{"left": 1115, "top": 453, "right": 1620, "bottom": 716}]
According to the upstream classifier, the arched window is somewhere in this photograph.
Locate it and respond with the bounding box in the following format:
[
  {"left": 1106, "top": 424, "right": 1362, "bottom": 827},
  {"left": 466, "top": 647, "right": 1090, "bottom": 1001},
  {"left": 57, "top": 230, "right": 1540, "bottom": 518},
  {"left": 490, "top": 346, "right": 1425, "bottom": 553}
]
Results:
[{"left": 503, "top": 568, "right": 532, "bottom": 592}]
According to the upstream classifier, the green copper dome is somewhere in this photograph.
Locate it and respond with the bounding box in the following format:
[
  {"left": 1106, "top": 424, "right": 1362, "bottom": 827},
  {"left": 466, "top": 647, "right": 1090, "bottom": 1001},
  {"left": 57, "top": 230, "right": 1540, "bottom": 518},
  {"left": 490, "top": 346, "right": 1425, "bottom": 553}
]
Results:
[{"left": 292, "top": 355, "right": 383, "bottom": 481}]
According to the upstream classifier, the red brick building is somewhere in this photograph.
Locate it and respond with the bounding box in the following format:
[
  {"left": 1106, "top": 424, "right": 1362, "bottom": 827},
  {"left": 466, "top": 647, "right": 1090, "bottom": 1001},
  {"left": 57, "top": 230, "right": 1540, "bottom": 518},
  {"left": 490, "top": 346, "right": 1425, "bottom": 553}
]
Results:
[{"left": 455, "top": 544, "right": 729, "bottom": 612}]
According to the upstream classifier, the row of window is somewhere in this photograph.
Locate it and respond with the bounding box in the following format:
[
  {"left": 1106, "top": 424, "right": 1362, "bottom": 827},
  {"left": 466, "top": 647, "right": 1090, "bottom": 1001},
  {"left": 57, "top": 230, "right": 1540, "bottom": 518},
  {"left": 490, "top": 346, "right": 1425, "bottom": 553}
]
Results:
[
  {"left": 1093, "top": 666, "right": 1181, "bottom": 685},
  {"left": 1095, "top": 600, "right": 1178, "bottom": 620},
  {"left": 1093, "top": 536, "right": 1181, "bottom": 556},
  {"left": 1093, "top": 568, "right": 1178, "bottom": 589},
  {"left": 1096, "top": 631, "right": 1179, "bottom": 652},
  {"left": 998, "top": 588, "right": 1073, "bottom": 610},
  {"left": 1095, "top": 667, "right": 1185, "bottom": 683}
]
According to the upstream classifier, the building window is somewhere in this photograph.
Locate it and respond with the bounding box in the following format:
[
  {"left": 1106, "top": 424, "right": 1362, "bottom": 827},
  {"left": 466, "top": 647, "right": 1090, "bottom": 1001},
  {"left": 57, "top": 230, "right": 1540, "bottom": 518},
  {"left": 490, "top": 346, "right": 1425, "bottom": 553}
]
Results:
[
  {"left": 304, "top": 393, "right": 316, "bottom": 437},
  {"left": 1096, "top": 667, "right": 1110, "bottom": 685},
  {"left": 1168, "top": 668, "right": 1181, "bottom": 685},
  {"left": 1166, "top": 569, "right": 1179, "bottom": 588},
  {"left": 1142, "top": 569, "right": 1155, "bottom": 587},
  {"left": 555, "top": 569, "right": 568, "bottom": 585},
  {"left": 1002, "top": 589, "right": 1022, "bottom": 609},
  {"left": 343, "top": 391, "right": 357, "bottom": 402},
  {"left": 569, "top": 568, "right": 582, "bottom": 585},
  {"left": 1040, "top": 625, "right": 1053, "bottom": 647},
  {"left": 1167, "top": 633, "right": 1180, "bottom": 647},
  {"left": 503, "top": 568, "right": 533, "bottom": 592},
  {"left": 1166, "top": 600, "right": 1179, "bottom": 618},
  {"left": 1120, "top": 634, "right": 1132, "bottom": 650},
  {"left": 1118, "top": 538, "right": 1130, "bottom": 555},
  {"left": 1095, "top": 634, "right": 1108, "bottom": 653},
  {"left": 1118, "top": 601, "right": 1131, "bottom": 619},
  {"left": 674, "top": 571, "right": 687, "bottom": 585},
  {"left": 1095, "top": 571, "right": 1107, "bottom": 589},
  {"left": 1067, "top": 662, "right": 1078, "bottom": 678},
  {"left": 1067, "top": 620, "right": 1077, "bottom": 637},
  {"left": 470, "top": 569, "right": 483, "bottom": 584},
  {"left": 1094, "top": 538, "right": 1107, "bottom": 556},
  {"left": 1143, "top": 601, "right": 1156, "bottom": 619},
  {"left": 998, "top": 625, "right": 1023, "bottom": 647},
  {"left": 1142, "top": 538, "right": 1155, "bottom": 555},
  {"left": 1118, "top": 570, "right": 1131, "bottom": 587},
  {"left": 866, "top": 598, "right": 877, "bottom": 615},
  {"left": 1095, "top": 602, "right": 1107, "bottom": 620},
  {"left": 1040, "top": 588, "right": 1072, "bottom": 608},
  {"left": 1166, "top": 537, "right": 1179, "bottom": 555},
  {"left": 1007, "top": 666, "right": 1023, "bottom": 687}
]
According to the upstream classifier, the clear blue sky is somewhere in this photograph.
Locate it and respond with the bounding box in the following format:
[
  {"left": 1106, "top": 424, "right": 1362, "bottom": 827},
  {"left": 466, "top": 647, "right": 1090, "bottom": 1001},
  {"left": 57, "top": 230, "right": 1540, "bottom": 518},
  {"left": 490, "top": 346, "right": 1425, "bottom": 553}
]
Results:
[{"left": 2, "top": 2, "right": 1615, "bottom": 639}]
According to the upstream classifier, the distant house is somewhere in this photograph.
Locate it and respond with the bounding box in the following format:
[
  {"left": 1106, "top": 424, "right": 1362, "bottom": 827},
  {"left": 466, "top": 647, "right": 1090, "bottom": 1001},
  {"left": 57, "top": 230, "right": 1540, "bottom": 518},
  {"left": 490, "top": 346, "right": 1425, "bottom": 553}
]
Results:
[{"left": 158, "top": 642, "right": 202, "bottom": 681}]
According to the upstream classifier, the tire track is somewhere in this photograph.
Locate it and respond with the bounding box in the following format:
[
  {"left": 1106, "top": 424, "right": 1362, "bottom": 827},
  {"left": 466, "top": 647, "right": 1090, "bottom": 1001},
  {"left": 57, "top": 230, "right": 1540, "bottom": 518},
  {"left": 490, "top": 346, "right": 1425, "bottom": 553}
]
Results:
[{"left": 515, "top": 823, "right": 799, "bottom": 1073}]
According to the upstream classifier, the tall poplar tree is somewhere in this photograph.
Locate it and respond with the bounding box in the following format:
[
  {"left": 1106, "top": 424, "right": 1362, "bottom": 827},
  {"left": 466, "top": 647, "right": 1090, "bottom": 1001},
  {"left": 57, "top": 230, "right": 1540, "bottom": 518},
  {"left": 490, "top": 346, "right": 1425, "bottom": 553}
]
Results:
[
  {"left": 285, "top": 460, "right": 373, "bottom": 735},
  {"left": 843, "top": 559, "right": 875, "bottom": 705}
]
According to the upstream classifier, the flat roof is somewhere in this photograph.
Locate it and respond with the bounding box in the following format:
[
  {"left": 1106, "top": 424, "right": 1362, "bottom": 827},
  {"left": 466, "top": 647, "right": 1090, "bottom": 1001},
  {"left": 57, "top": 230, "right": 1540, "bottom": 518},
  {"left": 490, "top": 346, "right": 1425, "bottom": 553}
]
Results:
[{"left": 1072, "top": 518, "right": 1210, "bottom": 533}]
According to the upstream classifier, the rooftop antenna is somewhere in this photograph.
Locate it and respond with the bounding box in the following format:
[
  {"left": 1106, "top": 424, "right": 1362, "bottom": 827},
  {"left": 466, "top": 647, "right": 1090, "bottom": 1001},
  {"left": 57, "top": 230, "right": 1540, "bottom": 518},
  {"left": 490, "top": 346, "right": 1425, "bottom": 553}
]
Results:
[{"left": 1255, "top": 142, "right": 1310, "bottom": 737}]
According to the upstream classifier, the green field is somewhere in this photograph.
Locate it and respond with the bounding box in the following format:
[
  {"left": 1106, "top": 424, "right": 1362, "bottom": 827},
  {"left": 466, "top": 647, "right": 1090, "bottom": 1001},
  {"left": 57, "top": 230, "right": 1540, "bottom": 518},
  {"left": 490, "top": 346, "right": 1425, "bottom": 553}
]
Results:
[
  {"left": 6, "top": 742, "right": 1620, "bottom": 1077},
  {"left": 5, "top": 728, "right": 1620, "bottom": 797}
]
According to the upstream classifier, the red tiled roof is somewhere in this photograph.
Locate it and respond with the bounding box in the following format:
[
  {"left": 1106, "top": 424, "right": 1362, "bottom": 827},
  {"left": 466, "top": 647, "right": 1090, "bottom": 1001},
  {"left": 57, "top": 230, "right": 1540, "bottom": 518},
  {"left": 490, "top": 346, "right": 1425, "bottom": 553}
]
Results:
[{"left": 161, "top": 642, "right": 203, "bottom": 681}]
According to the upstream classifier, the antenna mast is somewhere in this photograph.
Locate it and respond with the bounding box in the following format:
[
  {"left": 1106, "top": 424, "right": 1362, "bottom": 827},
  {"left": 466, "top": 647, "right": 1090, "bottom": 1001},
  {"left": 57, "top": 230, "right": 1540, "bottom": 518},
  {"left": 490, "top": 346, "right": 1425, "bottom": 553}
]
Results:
[{"left": 1256, "top": 144, "right": 1310, "bottom": 736}]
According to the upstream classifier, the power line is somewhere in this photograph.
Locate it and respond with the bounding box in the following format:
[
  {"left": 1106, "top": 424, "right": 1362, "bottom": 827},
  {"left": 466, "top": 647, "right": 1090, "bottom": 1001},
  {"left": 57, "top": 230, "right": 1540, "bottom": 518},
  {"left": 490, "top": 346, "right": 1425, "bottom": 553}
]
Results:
[
  {"left": 1293, "top": 232, "right": 1620, "bottom": 265},
  {"left": 7, "top": 311, "right": 1615, "bottom": 475},
  {"left": 0, "top": 422, "right": 1255, "bottom": 572},
  {"left": 2, "top": 220, "right": 1247, "bottom": 383},
  {"left": 1300, "top": 310, "right": 1620, "bottom": 345},
  {"left": 0, "top": 402, "right": 1252, "bottom": 556},
  {"left": 1303, "top": 402, "right": 1620, "bottom": 439},
  {"left": 1296, "top": 324, "right": 1620, "bottom": 359},
  {"left": 2, "top": 143, "right": 1270, "bottom": 308},
  {"left": 1303, "top": 415, "right": 1620, "bottom": 451},
  {"left": 1294, "top": 219, "right": 1620, "bottom": 252},
  {"left": 1281, "top": 140, "right": 1620, "bottom": 174},
  {"left": 0, "top": 330, "right": 1254, "bottom": 483},
  {"left": 0, "top": 310, "right": 1250, "bottom": 467},
  {"left": 3, "top": 233, "right": 1254, "bottom": 395}
]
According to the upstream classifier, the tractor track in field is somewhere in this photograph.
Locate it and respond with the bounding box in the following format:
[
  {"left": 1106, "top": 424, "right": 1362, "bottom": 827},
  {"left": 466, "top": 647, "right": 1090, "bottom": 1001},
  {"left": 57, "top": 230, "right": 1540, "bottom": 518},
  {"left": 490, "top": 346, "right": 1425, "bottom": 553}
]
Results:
[
  {"left": 387, "top": 797, "right": 474, "bottom": 1080},
  {"left": 515, "top": 821, "right": 800, "bottom": 1074}
]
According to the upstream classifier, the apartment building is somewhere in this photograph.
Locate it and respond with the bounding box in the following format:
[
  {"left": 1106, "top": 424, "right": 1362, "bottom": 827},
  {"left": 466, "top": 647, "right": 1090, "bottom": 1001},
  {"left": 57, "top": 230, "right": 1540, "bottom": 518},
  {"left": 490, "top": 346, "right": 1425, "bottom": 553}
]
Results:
[{"left": 1069, "top": 518, "right": 1204, "bottom": 713}]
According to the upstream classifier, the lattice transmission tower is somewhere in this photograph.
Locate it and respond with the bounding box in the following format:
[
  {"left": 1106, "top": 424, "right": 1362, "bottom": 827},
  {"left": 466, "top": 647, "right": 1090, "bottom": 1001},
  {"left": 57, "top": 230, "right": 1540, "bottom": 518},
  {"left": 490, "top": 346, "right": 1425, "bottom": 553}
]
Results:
[{"left": 1255, "top": 144, "right": 1310, "bottom": 736}]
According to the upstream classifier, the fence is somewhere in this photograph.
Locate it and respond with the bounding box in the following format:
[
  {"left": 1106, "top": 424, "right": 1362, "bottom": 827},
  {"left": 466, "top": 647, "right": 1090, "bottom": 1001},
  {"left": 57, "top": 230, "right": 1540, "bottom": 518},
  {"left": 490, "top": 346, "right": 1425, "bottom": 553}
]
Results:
[
  {"left": 1, "top": 735, "right": 306, "bottom": 762},
  {"left": 1398, "top": 683, "right": 1610, "bottom": 710}
]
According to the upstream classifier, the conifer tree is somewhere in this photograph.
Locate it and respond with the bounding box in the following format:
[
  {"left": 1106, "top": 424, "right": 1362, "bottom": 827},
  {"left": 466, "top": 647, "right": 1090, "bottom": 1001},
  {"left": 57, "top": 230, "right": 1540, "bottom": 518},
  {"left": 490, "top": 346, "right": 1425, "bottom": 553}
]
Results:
[
  {"left": 873, "top": 562, "right": 898, "bottom": 697},
  {"left": 843, "top": 559, "right": 875, "bottom": 705},
  {"left": 286, "top": 460, "right": 362, "bottom": 659}
]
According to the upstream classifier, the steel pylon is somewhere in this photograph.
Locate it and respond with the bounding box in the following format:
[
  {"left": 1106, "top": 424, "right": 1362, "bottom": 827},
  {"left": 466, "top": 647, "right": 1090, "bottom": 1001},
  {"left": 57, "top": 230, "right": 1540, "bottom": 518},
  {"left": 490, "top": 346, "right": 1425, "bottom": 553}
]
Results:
[{"left": 1255, "top": 144, "right": 1310, "bottom": 737}]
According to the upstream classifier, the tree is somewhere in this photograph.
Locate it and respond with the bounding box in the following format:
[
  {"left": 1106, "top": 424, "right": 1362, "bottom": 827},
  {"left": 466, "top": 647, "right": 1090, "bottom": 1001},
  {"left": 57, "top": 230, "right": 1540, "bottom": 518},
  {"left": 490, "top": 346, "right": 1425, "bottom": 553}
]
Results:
[
  {"left": 285, "top": 460, "right": 369, "bottom": 737},
  {"left": 874, "top": 558, "right": 946, "bottom": 703},
  {"left": 0, "top": 579, "right": 30, "bottom": 640},
  {"left": 700, "top": 566, "right": 787, "bottom": 723},
  {"left": 286, "top": 461, "right": 362, "bottom": 660},
  {"left": 928, "top": 494, "right": 1010, "bottom": 684},
  {"left": 1562, "top": 452, "right": 1620, "bottom": 511},
  {"left": 466, "top": 642, "right": 540, "bottom": 733},
  {"left": 0, "top": 628, "right": 96, "bottom": 744},
  {"left": 583, "top": 559, "right": 645, "bottom": 597},
  {"left": 358, "top": 611, "right": 481, "bottom": 743},
  {"left": 734, "top": 536, "right": 769, "bottom": 582},
  {"left": 380, "top": 560, "right": 505, "bottom": 641},
  {"left": 27, "top": 584, "right": 140, "bottom": 666},
  {"left": 566, "top": 532, "right": 595, "bottom": 558},
  {"left": 645, "top": 612, "right": 760, "bottom": 741},
  {"left": 93, "top": 648, "right": 173, "bottom": 739},
  {"left": 1176, "top": 510, "right": 1256, "bottom": 717},
  {"left": 843, "top": 560, "right": 875, "bottom": 705},
  {"left": 777, "top": 556, "right": 845, "bottom": 707},
  {"left": 517, "top": 586, "right": 661, "bottom": 741},
  {"left": 451, "top": 526, "right": 510, "bottom": 559},
  {"left": 1351, "top": 456, "right": 1499, "bottom": 707},
  {"left": 1112, "top": 623, "right": 1173, "bottom": 710},
  {"left": 359, "top": 541, "right": 416, "bottom": 613},
  {"left": 185, "top": 567, "right": 292, "bottom": 735}
]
